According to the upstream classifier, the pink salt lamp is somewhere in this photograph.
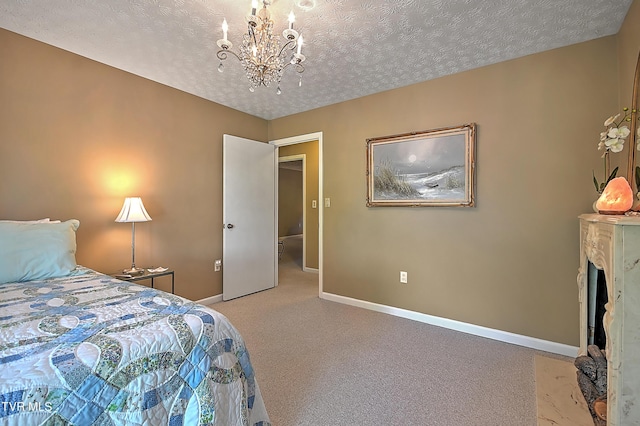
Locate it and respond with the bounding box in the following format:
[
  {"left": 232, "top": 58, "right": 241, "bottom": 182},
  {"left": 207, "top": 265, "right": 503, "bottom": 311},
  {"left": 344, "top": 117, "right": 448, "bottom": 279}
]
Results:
[{"left": 596, "top": 177, "right": 634, "bottom": 214}]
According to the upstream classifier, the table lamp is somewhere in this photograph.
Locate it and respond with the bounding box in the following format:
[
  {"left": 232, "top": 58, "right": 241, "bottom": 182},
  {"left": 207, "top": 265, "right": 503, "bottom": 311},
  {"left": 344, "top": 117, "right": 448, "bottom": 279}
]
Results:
[{"left": 115, "top": 197, "right": 152, "bottom": 275}]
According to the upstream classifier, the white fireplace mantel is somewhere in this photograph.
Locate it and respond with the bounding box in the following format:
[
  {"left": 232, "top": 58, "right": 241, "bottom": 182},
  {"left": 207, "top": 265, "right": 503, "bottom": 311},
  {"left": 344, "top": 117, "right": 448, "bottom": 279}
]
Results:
[{"left": 578, "top": 213, "right": 640, "bottom": 425}]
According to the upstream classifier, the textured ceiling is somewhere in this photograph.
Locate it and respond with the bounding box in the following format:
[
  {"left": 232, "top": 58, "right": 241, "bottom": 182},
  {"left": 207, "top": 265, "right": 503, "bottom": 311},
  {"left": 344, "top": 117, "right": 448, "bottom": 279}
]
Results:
[{"left": 0, "top": 0, "right": 633, "bottom": 120}]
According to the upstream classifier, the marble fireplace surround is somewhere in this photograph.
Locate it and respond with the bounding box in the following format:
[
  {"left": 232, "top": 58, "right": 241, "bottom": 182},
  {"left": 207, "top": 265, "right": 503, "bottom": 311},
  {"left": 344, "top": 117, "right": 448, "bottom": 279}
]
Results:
[{"left": 577, "top": 214, "right": 640, "bottom": 425}]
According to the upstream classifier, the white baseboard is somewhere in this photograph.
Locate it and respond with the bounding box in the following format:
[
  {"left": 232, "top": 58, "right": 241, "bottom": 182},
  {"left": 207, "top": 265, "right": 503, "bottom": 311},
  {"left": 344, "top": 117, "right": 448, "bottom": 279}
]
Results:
[
  {"left": 196, "top": 294, "right": 223, "bottom": 305},
  {"left": 303, "top": 267, "right": 319, "bottom": 273},
  {"left": 320, "top": 292, "right": 579, "bottom": 357}
]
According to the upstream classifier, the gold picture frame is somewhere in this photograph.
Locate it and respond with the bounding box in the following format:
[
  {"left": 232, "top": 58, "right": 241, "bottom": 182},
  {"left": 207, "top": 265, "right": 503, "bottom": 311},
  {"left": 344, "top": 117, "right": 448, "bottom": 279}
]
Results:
[
  {"left": 366, "top": 123, "right": 476, "bottom": 207},
  {"left": 626, "top": 51, "right": 639, "bottom": 194}
]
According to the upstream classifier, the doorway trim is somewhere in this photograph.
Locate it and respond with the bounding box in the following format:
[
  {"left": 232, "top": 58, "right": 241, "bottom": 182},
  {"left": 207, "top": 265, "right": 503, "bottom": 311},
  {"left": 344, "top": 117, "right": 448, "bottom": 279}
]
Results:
[{"left": 270, "top": 132, "right": 323, "bottom": 296}]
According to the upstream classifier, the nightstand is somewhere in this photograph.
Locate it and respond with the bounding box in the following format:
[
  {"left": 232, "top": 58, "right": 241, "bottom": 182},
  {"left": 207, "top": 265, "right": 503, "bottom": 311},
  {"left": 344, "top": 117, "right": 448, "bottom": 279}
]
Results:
[{"left": 111, "top": 269, "right": 175, "bottom": 294}]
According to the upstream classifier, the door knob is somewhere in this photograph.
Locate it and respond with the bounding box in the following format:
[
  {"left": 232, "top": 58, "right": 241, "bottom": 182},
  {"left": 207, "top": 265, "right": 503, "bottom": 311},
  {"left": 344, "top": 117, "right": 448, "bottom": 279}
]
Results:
[{"left": 226, "top": 223, "right": 235, "bottom": 229}]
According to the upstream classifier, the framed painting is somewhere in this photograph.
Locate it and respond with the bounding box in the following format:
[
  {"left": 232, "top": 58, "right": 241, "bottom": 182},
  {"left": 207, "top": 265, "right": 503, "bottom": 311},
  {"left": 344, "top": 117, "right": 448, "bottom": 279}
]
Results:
[{"left": 366, "top": 123, "right": 476, "bottom": 207}]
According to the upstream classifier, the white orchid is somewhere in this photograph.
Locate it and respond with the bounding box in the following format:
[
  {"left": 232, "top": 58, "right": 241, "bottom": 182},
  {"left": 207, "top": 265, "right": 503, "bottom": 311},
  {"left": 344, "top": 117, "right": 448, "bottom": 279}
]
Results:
[
  {"left": 601, "top": 125, "right": 630, "bottom": 154},
  {"left": 607, "top": 125, "right": 630, "bottom": 139},
  {"left": 605, "top": 136, "right": 625, "bottom": 153},
  {"left": 594, "top": 108, "right": 633, "bottom": 193},
  {"left": 604, "top": 114, "right": 620, "bottom": 127},
  {"left": 596, "top": 109, "right": 632, "bottom": 154}
]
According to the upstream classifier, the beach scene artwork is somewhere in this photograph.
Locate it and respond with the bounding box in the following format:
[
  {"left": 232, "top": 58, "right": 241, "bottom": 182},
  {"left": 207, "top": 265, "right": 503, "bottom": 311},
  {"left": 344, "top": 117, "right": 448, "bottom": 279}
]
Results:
[{"left": 367, "top": 124, "right": 475, "bottom": 207}]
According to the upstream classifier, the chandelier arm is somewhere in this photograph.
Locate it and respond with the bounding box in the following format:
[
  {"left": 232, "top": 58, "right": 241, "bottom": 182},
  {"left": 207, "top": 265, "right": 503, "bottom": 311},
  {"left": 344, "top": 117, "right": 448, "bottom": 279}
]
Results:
[
  {"left": 217, "top": 49, "right": 241, "bottom": 61},
  {"left": 277, "top": 39, "right": 297, "bottom": 58},
  {"left": 281, "top": 61, "right": 305, "bottom": 74}
]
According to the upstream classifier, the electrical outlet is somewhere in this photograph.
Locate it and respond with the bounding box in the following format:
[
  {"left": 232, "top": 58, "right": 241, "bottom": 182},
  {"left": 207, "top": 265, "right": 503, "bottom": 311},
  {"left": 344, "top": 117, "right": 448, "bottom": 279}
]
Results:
[
  {"left": 214, "top": 259, "right": 222, "bottom": 272},
  {"left": 312, "top": 200, "right": 317, "bottom": 208},
  {"left": 400, "top": 271, "right": 408, "bottom": 284},
  {"left": 324, "top": 198, "right": 331, "bottom": 208}
]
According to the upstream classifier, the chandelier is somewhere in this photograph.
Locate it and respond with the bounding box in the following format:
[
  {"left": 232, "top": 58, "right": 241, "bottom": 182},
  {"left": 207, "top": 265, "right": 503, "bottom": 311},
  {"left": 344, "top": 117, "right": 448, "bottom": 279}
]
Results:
[{"left": 216, "top": 0, "right": 306, "bottom": 94}]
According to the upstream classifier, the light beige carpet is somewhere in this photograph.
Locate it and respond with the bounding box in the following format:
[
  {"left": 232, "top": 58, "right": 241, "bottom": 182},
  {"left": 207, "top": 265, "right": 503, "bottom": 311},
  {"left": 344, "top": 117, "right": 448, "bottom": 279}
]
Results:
[{"left": 211, "top": 236, "right": 574, "bottom": 425}]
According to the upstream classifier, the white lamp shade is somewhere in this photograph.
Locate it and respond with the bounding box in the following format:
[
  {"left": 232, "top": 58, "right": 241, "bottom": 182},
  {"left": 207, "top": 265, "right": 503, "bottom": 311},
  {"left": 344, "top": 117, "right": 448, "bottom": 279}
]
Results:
[{"left": 115, "top": 197, "right": 152, "bottom": 223}]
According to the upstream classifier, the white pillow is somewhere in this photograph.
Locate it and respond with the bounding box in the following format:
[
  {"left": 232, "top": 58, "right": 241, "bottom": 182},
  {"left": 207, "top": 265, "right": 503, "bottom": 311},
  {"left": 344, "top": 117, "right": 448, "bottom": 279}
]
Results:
[
  {"left": 0, "top": 219, "right": 80, "bottom": 284},
  {"left": 0, "top": 218, "right": 53, "bottom": 223}
]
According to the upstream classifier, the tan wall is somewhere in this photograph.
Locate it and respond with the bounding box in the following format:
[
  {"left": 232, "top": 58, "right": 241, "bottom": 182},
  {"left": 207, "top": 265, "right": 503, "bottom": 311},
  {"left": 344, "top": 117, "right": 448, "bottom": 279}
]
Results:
[
  {"left": 278, "top": 167, "right": 303, "bottom": 236},
  {"left": 279, "top": 141, "right": 319, "bottom": 269},
  {"left": 0, "top": 29, "right": 268, "bottom": 301},
  {"left": 268, "top": 37, "right": 621, "bottom": 345}
]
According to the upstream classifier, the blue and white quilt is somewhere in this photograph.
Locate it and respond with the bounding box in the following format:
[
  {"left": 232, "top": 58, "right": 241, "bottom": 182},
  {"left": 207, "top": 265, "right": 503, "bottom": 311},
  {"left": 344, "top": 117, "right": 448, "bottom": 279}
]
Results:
[{"left": 0, "top": 268, "right": 270, "bottom": 425}]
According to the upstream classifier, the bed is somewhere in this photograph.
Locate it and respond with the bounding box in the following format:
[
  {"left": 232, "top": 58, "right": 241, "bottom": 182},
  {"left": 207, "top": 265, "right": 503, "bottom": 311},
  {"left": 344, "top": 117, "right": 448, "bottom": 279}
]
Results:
[{"left": 0, "top": 219, "right": 270, "bottom": 425}]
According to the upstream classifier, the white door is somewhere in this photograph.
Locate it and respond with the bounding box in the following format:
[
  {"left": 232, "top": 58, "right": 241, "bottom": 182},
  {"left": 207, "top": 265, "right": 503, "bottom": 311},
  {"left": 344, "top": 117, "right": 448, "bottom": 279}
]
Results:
[{"left": 223, "top": 134, "right": 277, "bottom": 300}]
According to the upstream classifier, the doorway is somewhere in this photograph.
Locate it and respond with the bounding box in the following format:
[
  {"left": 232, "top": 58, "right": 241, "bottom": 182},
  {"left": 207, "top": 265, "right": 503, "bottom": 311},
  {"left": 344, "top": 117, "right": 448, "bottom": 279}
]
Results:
[{"left": 270, "top": 132, "right": 323, "bottom": 297}]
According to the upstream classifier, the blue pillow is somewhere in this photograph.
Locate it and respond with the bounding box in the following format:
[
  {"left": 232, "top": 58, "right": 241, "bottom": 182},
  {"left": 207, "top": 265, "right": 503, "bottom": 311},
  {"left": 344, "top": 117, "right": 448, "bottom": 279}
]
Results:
[{"left": 0, "top": 219, "right": 80, "bottom": 283}]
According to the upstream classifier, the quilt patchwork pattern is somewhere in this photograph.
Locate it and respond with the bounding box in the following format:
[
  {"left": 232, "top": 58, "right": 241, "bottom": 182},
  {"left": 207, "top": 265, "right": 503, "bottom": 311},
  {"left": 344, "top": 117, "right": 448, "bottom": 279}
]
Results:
[{"left": 0, "top": 269, "right": 270, "bottom": 425}]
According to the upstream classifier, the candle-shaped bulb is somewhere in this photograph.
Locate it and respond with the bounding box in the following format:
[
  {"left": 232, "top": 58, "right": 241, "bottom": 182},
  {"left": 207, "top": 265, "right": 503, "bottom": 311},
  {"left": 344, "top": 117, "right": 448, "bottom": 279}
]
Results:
[
  {"left": 222, "top": 19, "right": 228, "bottom": 40},
  {"left": 288, "top": 11, "right": 295, "bottom": 29},
  {"left": 297, "top": 35, "right": 304, "bottom": 55},
  {"left": 251, "top": 0, "right": 258, "bottom": 15}
]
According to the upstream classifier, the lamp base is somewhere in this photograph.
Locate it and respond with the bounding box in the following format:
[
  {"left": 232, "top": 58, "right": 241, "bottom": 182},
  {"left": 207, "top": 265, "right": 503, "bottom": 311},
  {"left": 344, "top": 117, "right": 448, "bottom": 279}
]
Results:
[
  {"left": 598, "top": 210, "right": 628, "bottom": 215},
  {"left": 123, "top": 267, "right": 145, "bottom": 276}
]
